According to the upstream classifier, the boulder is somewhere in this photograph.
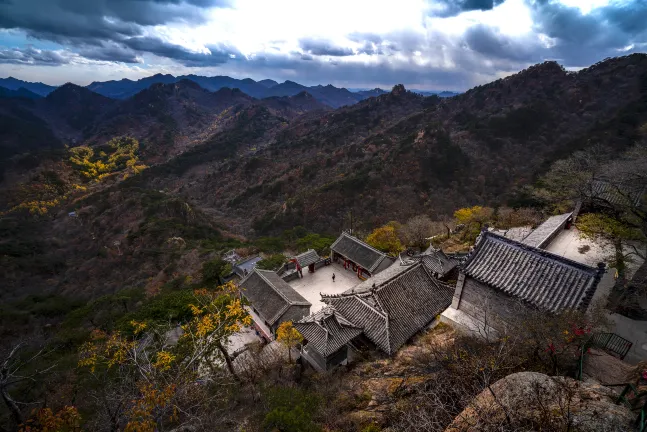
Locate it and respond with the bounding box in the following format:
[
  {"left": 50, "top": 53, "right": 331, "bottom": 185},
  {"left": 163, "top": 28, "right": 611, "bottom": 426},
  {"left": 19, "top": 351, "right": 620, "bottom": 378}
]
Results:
[{"left": 446, "top": 371, "right": 634, "bottom": 432}]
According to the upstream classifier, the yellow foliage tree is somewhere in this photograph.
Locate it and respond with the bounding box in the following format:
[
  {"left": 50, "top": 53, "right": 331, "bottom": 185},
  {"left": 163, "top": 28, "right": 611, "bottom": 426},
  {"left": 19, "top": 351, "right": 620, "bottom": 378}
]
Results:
[
  {"left": 19, "top": 406, "right": 82, "bottom": 432},
  {"left": 276, "top": 321, "right": 303, "bottom": 363},
  {"left": 77, "top": 281, "right": 251, "bottom": 430},
  {"left": 180, "top": 281, "right": 252, "bottom": 381},
  {"left": 454, "top": 206, "right": 495, "bottom": 239},
  {"left": 69, "top": 136, "right": 147, "bottom": 182},
  {"left": 365, "top": 223, "right": 404, "bottom": 255}
]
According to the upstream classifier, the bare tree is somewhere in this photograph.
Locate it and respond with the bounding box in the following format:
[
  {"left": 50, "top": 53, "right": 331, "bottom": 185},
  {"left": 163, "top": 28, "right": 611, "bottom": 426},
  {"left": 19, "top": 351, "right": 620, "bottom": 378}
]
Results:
[
  {"left": 0, "top": 342, "right": 56, "bottom": 427},
  {"left": 403, "top": 215, "right": 436, "bottom": 250}
]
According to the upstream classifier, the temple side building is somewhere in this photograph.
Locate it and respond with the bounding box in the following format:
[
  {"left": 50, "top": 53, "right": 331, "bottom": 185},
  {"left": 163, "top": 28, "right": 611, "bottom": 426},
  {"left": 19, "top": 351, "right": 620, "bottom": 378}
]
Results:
[
  {"left": 294, "top": 307, "right": 364, "bottom": 371},
  {"left": 330, "top": 232, "right": 395, "bottom": 279},
  {"left": 418, "top": 248, "right": 460, "bottom": 280},
  {"left": 443, "top": 229, "right": 605, "bottom": 334},
  {"left": 319, "top": 262, "right": 454, "bottom": 355},
  {"left": 239, "top": 268, "right": 312, "bottom": 338}
]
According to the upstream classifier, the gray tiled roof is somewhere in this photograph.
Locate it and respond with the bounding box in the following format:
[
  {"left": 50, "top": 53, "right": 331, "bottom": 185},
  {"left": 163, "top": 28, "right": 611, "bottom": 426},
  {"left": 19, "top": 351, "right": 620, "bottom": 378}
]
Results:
[
  {"left": 463, "top": 232, "right": 603, "bottom": 312},
  {"left": 330, "top": 232, "right": 393, "bottom": 273},
  {"left": 295, "top": 307, "right": 363, "bottom": 357},
  {"left": 294, "top": 249, "right": 320, "bottom": 267},
  {"left": 239, "top": 269, "right": 311, "bottom": 325},
  {"left": 590, "top": 179, "right": 644, "bottom": 207},
  {"left": 322, "top": 263, "right": 453, "bottom": 354},
  {"left": 233, "top": 256, "right": 262, "bottom": 277},
  {"left": 521, "top": 212, "right": 572, "bottom": 248},
  {"left": 419, "top": 249, "right": 459, "bottom": 277}
]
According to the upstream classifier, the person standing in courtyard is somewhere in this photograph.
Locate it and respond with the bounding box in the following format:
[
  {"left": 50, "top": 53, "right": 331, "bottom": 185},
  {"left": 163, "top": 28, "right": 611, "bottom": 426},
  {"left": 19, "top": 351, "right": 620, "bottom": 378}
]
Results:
[{"left": 332, "top": 273, "right": 336, "bottom": 282}]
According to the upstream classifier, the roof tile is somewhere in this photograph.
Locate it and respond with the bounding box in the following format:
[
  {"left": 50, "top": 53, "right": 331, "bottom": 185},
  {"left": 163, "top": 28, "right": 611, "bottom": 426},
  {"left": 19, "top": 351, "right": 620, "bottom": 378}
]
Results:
[{"left": 463, "top": 232, "right": 603, "bottom": 312}]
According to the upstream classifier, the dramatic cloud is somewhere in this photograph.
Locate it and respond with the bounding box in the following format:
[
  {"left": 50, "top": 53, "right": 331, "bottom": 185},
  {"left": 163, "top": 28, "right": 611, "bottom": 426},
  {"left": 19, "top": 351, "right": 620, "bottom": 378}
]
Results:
[
  {"left": 0, "top": 0, "right": 230, "bottom": 63},
  {"left": 429, "top": 0, "right": 505, "bottom": 17},
  {"left": 528, "top": 0, "right": 647, "bottom": 65},
  {"left": 0, "top": 0, "right": 645, "bottom": 90},
  {"left": 0, "top": 46, "right": 75, "bottom": 65},
  {"left": 123, "top": 37, "right": 237, "bottom": 66},
  {"left": 299, "top": 39, "right": 354, "bottom": 57},
  {"left": 463, "top": 24, "right": 543, "bottom": 62}
]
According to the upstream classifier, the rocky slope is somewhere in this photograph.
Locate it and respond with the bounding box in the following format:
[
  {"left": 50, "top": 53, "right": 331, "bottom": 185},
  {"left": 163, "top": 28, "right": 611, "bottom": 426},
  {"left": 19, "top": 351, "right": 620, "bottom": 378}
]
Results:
[
  {"left": 447, "top": 372, "right": 633, "bottom": 431},
  {"left": 0, "top": 80, "right": 331, "bottom": 166},
  {"left": 129, "top": 54, "right": 647, "bottom": 236}
]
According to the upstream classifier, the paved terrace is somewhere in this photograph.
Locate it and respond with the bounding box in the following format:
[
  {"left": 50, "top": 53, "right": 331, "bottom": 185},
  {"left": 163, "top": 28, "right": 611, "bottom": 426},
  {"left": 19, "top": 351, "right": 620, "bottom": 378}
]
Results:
[
  {"left": 287, "top": 262, "right": 360, "bottom": 313},
  {"left": 544, "top": 226, "right": 642, "bottom": 307}
]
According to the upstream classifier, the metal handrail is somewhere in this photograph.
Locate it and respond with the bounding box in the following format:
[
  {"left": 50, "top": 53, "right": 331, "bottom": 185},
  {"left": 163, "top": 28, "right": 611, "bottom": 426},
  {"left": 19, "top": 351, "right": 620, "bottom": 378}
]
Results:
[{"left": 616, "top": 383, "right": 647, "bottom": 432}]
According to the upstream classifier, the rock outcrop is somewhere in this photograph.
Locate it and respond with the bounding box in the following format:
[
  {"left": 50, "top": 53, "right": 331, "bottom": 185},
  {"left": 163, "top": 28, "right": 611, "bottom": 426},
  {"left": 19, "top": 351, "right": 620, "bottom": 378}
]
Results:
[{"left": 446, "top": 372, "right": 634, "bottom": 432}]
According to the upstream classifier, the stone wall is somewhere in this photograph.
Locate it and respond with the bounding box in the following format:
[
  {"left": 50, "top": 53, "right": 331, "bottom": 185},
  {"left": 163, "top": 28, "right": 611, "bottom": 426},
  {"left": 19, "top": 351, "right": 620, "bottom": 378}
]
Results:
[{"left": 457, "top": 277, "right": 529, "bottom": 330}]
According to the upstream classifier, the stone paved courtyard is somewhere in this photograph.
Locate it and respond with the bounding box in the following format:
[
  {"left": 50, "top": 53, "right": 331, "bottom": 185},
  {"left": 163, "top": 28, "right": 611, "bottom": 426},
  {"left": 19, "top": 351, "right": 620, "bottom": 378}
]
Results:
[{"left": 288, "top": 262, "right": 361, "bottom": 312}]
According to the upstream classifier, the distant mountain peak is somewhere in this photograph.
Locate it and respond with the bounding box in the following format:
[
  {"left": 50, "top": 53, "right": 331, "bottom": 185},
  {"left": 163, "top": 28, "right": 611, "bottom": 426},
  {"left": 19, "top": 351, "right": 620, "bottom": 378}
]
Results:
[
  {"left": 391, "top": 84, "right": 406, "bottom": 96},
  {"left": 174, "top": 79, "right": 203, "bottom": 90},
  {"left": 294, "top": 91, "right": 314, "bottom": 98},
  {"left": 258, "top": 79, "right": 278, "bottom": 88}
]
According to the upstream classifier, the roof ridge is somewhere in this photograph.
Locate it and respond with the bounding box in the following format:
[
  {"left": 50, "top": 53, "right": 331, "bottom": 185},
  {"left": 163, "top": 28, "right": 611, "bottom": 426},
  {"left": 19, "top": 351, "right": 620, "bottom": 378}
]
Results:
[
  {"left": 255, "top": 269, "right": 299, "bottom": 304},
  {"left": 520, "top": 212, "right": 572, "bottom": 247},
  {"left": 238, "top": 268, "right": 255, "bottom": 285},
  {"left": 373, "top": 262, "right": 424, "bottom": 292},
  {"left": 339, "top": 231, "right": 389, "bottom": 257},
  {"left": 323, "top": 292, "right": 387, "bottom": 319},
  {"left": 418, "top": 262, "right": 448, "bottom": 290},
  {"left": 483, "top": 231, "right": 599, "bottom": 273}
]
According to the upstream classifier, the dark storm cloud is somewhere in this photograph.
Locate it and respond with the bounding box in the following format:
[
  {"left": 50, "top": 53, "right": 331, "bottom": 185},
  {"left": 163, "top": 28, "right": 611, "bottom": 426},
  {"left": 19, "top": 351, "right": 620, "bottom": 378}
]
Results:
[
  {"left": 0, "top": 0, "right": 229, "bottom": 63},
  {"left": 430, "top": 0, "right": 504, "bottom": 17},
  {"left": 122, "top": 37, "right": 237, "bottom": 66},
  {"left": 76, "top": 44, "right": 142, "bottom": 63},
  {"left": 348, "top": 31, "right": 427, "bottom": 56},
  {"left": 238, "top": 49, "right": 474, "bottom": 90},
  {"left": 528, "top": 0, "right": 647, "bottom": 66},
  {"left": 299, "top": 39, "right": 354, "bottom": 57},
  {"left": 463, "top": 25, "right": 542, "bottom": 62},
  {"left": 0, "top": 46, "right": 72, "bottom": 65}
]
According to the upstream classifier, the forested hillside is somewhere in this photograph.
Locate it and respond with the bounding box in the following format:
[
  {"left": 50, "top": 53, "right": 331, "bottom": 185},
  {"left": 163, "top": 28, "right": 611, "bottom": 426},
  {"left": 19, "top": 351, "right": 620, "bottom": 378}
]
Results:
[
  {"left": 1, "top": 54, "right": 647, "bottom": 431},
  {"left": 2, "top": 54, "right": 647, "bottom": 303}
]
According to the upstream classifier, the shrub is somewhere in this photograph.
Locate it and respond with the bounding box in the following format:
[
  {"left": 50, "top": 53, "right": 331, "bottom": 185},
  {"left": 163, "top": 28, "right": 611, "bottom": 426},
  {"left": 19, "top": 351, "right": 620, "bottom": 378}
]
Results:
[
  {"left": 263, "top": 386, "right": 322, "bottom": 432},
  {"left": 256, "top": 254, "right": 287, "bottom": 271}
]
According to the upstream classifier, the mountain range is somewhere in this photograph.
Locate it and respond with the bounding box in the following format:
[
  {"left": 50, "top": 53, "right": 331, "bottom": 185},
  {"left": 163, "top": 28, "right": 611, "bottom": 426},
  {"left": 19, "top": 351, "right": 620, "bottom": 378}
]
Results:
[
  {"left": 0, "top": 74, "right": 460, "bottom": 107},
  {"left": 0, "top": 79, "right": 332, "bottom": 162},
  {"left": 1, "top": 53, "right": 646, "bottom": 301}
]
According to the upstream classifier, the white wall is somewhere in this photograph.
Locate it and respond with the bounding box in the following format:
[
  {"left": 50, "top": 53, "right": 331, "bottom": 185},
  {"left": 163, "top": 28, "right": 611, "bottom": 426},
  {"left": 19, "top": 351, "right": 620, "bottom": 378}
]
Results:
[{"left": 610, "top": 313, "right": 647, "bottom": 364}]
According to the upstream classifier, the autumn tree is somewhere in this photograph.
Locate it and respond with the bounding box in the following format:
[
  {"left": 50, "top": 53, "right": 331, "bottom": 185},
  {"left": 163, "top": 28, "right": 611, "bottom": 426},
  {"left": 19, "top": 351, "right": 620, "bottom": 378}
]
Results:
[
  {"left": 77, "top": 282, "right": 251, "bottom": 430},
  {"left": 178, "top": 282, "right": 251, "bottom": 380},
  {"left": 19, "top": 406, "right": 82, "bottom": 432},
  {"left": 454, "top": 206, "right": 495, "bottom": 239},
  {"left": 365, "top": 222, "right": 404, "bottom": 255},
  {"left": 69, "top": 136, "right": 146, "bottom": 182},
  {"left": 537, "top": 142, "right": 647, "bottom": 245},
  {"left": 276, "top": 321, "right": 304, "bottom": 363},
  {"left": 533, "top": 147, "right": 607, "bottom": 211}
]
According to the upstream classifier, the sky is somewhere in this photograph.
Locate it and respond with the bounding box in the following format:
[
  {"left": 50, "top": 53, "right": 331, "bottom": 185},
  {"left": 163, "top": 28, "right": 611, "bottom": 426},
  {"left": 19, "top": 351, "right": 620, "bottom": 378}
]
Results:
[{"left": 0, "top": 0, "right": 645, "bottom": 91}]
